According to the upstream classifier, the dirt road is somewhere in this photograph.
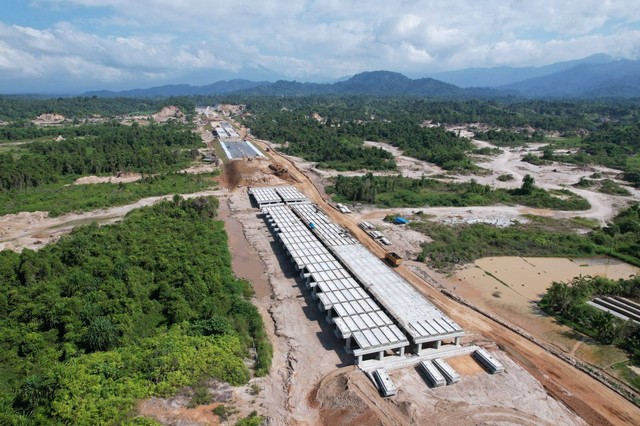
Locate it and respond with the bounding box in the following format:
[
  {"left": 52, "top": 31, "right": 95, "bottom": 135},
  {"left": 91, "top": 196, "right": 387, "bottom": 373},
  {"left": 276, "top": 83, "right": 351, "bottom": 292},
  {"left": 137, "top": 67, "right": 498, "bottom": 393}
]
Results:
[
  {"left": 363, "top": 139, "right": 638, "bottom": 226},
  {"left": 0, "top": 190, "right": 224, "bottom": 252},
  {"left": 245, "top": 130, "right": 640, "bottom": 425}
]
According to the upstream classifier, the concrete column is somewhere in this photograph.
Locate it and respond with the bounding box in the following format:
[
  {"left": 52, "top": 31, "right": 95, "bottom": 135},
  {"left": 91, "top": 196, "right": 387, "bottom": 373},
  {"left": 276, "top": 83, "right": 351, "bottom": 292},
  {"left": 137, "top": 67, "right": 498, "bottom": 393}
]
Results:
[
  {"left": 399, "top": 346, "right": 405, "bottom": 357},
  {"left": 415, "top": 343, "right": 422, "bottom": 353},
  {"left": 345, "top": 336, "right": 351, "bottom": 349},
  {"left": 435, "top": 340, "right": 441, "bottom": 349},
  {"left": 356, "top": 355, "right": 362, "bottom": 365},
  {"left": 455, "top": 336, "right": 461, "bottom": 346},
  {"left": 377, "top": 351, "right": 384, "bottom": 361}
]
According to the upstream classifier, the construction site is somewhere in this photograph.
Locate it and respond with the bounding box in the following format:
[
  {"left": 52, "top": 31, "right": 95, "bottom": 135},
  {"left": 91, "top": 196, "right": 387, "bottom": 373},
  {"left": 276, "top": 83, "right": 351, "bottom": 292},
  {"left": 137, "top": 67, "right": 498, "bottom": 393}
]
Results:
[
  {"left": 223, "top": 176, "right": 591, "bottom": 425},
  {"left": 200, "top": 111, "right": 640, "bottom": 425},
  {"left": 5, "top": 105, "right": 638, "bottom": 425}
]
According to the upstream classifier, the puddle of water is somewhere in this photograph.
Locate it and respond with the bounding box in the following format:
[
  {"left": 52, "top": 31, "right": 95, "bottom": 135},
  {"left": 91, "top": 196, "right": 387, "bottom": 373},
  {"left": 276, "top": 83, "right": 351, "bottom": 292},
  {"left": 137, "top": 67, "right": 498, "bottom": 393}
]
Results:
[
  {"left": 457, "top": 256, "right": 639, "bottom": 303},
  {"left": 217, "top": 198, "right": 270, "bottom": 299}
]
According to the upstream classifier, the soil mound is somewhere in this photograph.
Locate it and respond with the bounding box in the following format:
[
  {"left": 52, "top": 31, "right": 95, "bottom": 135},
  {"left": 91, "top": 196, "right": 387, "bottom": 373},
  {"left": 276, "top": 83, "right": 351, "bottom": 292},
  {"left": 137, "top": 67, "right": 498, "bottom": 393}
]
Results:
[{"left": 152, "top": 106, "right": 186, "bottom": 123}]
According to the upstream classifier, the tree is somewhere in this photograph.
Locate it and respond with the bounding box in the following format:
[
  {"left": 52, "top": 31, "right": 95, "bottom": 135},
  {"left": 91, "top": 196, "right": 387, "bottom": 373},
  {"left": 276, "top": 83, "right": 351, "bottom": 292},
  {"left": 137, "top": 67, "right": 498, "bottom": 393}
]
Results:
[
  {"left": 83, "top": 317, "right": 119, "bottom": 352},
  {"left": 520, "top": 174, "right": 535, "bottom": 195}
]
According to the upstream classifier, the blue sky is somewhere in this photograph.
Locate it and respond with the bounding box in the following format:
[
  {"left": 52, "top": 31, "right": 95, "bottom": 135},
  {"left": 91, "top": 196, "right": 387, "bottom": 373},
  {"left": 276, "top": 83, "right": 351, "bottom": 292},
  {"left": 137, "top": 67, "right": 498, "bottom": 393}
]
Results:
[{"left": 1, "top": 0, "right": 639, "bottom": 93}]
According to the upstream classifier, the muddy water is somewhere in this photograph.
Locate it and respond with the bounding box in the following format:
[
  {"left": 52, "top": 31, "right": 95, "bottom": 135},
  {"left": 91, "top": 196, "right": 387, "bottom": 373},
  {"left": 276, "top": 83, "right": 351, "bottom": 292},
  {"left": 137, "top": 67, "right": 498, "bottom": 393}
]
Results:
[
  {"left": 456, "top": 256, "right": 639, "bottom": 303},
  {"left": 217, "top": 198, "right": 270, "bottom": 298}
]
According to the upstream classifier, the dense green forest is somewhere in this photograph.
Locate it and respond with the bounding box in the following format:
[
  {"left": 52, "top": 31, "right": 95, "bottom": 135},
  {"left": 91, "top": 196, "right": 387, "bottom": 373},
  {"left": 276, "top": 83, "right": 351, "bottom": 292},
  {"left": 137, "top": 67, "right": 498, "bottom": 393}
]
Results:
[
  {"left": 539, "top": 275, "right": 640, "bottom": 387},
  {"left": 2, "top": 94, "right": 639, "bottom": 131},
  {"left": 239, "top": 96, "right": 640, "bottom": 171},
  {"left": 410, "top": 203, "right": 640, "bottom": 270},
  {"left": 243, "top": 108, "right": 473, "bottom": 171},
  {"left": 0, "top": 172, "right": 217, "bottom": 216},
  {"left": 330, "top": 173, "right": 590, "bottom": 210},
  {"left": 0, "top": 197, "right": 271, "bottom": 425},
  {"left": 0, "top": 96, "right": 195, "bottom": 121},
  {"left": 243, "top": 110, "right": 396, "bottom": 171},
  {"left": 235, "top": 96, "right": 640, "bottom": 131},
  {"left": 0, "top": 122, "right": 201, "bottom": 192},
  {"left": 340, "top": 119, "right": 474, "bottom": 170}
]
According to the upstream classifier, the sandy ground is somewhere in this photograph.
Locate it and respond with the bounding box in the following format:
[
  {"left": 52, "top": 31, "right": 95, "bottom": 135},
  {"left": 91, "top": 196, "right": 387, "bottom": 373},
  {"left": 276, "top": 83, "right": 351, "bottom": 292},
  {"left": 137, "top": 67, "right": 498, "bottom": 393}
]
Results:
[
  {"left": 386, "top": 352, "right": 585, "bottom": 426},
  {"left": 0, "top": 190, "right": 224, "bottom": 252},
  {"left": 152, "top": 106, "right": 186, "bottom": 123},
  {"left": 239, "top": 125, "right": 640, "bottom": 425},
  {"left": 364, "top": 140, "right": 446, "bottom": 178},
  {"left": 461, "top": 140, "right": 639, "bottom": 225},
  {"left": 312, "top": 350, "right": 586, "bottom": 426},
  {"left": 73, "top": 172, "right": 143, "bottom": 185},
  {"left": 445, "top": 257, "right": 639, "bottom": 368},
  {"left": 310, "top": 137, "right": 639, "bottom": 227},
  {"left": 72, "top": 165, "right": 218, "bottom": 185}
]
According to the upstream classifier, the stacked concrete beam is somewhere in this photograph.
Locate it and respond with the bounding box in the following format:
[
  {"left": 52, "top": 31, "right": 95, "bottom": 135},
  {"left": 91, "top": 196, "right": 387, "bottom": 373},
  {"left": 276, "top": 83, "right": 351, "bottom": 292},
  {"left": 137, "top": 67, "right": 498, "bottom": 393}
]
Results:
[
  {"left": 420, "top": 360, "right": 446, "bottom": 387},
  {"left": 291, "top": 203, "right": 464, "bottom": 351},
  {"left": 433, "top": 358, "right": 461, "bottom": 384},
  {"left": 474, "top": 348, "right": 505, "bottom": 374},
  {"left": 261, "top": 204, "right": 408, "bottom": 363}
]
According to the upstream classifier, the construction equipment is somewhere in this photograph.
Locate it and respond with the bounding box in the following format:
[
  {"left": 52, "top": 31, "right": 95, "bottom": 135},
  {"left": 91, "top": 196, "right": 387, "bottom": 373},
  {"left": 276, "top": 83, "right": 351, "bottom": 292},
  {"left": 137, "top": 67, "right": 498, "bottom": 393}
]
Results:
[
  {"left": 268, "top": 162, "right": 288, "bottom": 175},
  {"left": 384, "top": 251, "right": 403, "bottom": 267}
]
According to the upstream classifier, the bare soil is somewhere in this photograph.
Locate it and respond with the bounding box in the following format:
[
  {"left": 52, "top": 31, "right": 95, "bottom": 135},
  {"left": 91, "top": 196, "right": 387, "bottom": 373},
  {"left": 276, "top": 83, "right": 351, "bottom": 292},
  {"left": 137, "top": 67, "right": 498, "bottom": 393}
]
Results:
[
  {"left": 239, "top": 123, "right": 640, "bottom": 425},
  {"left": 312, "top": 351, "right": 585, "bottom": 426},
  {"left": 152, "top": 106, "right": 186, "bottom": 123},
  {"left": 0, "top": 190, "right": 224, "bottom": 252},
  {"left": 73, "top": 172, "right": 143, "bottom": 185},
  {"left": 354, "top": 138, "right": 638, "bottom": 227},
  {"left": 138, "top": 399, "right": 221, "bottom": 426},
  {"left": 445, "top": 256, "right": 639, "bottom": 378},
  {"left": 219, "top": 183, "right": 351, "bottom": 425}
]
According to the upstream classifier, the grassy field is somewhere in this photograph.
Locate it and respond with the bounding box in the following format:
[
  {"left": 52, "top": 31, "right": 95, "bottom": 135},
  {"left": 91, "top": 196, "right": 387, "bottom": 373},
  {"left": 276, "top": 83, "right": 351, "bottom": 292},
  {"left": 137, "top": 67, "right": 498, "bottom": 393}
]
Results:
[
  {"left": 0, "top": 172, "right": 218, "bottom": 216},
  {"left": 547, "top": 136, "right": 583, "bottom": 148},
  {"left": 626, "top": 154, "right": 640, "bottom": 173}
]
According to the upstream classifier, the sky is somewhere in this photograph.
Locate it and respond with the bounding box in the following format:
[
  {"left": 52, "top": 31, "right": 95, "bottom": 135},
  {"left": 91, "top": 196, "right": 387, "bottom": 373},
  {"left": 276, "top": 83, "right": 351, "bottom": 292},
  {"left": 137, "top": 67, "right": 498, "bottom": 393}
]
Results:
[{"left": 1, "top": 0, "right": 640, "bottom": 93}]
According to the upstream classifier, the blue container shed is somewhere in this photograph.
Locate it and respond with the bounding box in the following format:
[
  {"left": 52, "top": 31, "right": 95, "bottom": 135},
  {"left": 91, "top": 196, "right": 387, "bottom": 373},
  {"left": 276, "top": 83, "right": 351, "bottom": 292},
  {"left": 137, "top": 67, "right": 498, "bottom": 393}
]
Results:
[{"left": 394, "top": 217, "right": 409, "bottom": 224}]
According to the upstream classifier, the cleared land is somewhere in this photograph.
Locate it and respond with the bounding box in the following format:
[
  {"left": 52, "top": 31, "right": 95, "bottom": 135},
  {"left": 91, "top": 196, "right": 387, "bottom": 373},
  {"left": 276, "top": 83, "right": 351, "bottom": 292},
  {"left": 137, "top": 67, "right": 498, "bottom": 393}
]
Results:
[
  {"left": 230, "top": 120, "right": 640, "bottom": 425},
  {"left": 447, "top": 257, "right": 638, "bottom": 378},
  {"left": 3, "top": 109, "right": 638, "bottom": 425},
  {"left": 214, "top": 172, "right": 591, "bottom": 425}
]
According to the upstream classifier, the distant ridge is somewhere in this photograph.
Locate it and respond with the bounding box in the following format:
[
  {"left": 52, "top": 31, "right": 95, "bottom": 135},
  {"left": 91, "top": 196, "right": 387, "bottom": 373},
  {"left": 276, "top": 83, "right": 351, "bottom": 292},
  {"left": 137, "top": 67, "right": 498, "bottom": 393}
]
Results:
[
  {"left": 500, "top": 60, "right": 640, "bottom": 98},
  {"left": 84, "top": 79, "right": 270, "bottom": 98},
  {"left": 83, "top": 71, "right": 504, "bottom": 99},
  {"left": 430, "top": 54, "right": 613, "bottom": 88},
  {"left": 78, "top": 55, "right": 640, "bottom": 99}
]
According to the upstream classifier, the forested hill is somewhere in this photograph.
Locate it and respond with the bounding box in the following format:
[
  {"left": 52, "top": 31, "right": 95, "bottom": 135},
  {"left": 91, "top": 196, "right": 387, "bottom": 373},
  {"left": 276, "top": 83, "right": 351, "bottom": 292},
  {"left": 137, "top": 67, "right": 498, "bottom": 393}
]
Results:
[
  {"left": 240, "top": 71, "right": 484, "bottom": 97},
  {"left": 500, "top": 59, "right": 640, "bottom": 98},
  {"left": 73, "top": 71, "right": 505, "bottom": 99},
  {"left": 85, "top": 79, "right": 270, "bottom": 98}
]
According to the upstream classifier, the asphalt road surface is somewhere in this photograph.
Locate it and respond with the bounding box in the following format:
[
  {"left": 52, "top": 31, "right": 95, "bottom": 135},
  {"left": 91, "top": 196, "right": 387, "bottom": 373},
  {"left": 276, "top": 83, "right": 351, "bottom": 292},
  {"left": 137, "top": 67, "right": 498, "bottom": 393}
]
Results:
[{"left": 222, "top": 140, "right": 264, "bottom": 159}]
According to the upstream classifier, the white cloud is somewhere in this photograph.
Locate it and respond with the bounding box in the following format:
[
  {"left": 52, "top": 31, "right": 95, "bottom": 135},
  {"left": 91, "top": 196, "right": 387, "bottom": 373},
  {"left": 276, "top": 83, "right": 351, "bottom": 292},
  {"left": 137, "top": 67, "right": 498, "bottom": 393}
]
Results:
[{"left": 3, "top": 0, "right": 640, "bottom": 91}]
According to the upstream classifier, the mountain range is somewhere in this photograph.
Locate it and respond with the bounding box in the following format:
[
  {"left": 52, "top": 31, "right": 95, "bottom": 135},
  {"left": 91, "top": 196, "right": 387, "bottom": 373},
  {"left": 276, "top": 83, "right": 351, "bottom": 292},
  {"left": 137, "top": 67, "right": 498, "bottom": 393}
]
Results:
[{"left": 84, "top": 55, "right": 640, "bottom": 99}]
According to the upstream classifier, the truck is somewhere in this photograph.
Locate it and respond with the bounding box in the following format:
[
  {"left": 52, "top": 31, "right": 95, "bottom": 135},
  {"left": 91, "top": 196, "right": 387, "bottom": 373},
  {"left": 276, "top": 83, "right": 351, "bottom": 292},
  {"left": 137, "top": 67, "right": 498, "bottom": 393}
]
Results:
[{"left": 384, "top": 251, "right": 403, "bottom": 267}]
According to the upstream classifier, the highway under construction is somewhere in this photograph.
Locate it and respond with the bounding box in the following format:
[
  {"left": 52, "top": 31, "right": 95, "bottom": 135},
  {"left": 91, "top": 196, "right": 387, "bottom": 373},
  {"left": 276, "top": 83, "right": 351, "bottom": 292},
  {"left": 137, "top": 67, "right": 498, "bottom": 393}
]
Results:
[{"left": 251, "top": 186, "right": 468, "bottom": 364}]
